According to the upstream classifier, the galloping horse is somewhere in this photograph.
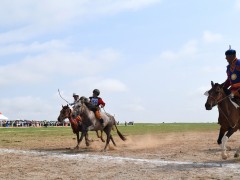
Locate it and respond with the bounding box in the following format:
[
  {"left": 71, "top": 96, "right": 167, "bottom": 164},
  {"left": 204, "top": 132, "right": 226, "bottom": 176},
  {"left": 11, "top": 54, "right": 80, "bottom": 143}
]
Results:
[
  {"left": 205, "top": 81, "right": 240, "bottom": 159},
  {"left": 57, "top": 105, "right": 104, "bottom": 149},
  {"left": 77, "top": 100, "right": 126, "bottom": 151}
]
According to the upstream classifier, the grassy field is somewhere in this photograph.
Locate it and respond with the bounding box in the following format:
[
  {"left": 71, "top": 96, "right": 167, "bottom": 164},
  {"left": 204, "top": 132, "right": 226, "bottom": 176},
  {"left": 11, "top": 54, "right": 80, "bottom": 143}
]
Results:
[{"left": 0, "top": 123, "right": 219, "bottom": 149}]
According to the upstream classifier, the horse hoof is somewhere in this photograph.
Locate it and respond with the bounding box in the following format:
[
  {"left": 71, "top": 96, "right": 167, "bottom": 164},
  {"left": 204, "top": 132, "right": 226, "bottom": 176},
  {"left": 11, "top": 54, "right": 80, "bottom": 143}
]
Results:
[
  {"left": 74, "top": 146, "right": 79, "bottom": 150},
  {"left": 86, "top": 142, "right": 90, "bottom": 147},
  {"left": 234, "top": 153, "right": 239, "bottom": 158},
  {"left": 226, "top": 146, "right": 231, "bottom": 151},
  {"left": 222, "top": 156, "right": 228, "bottom": 160},
  {"left": 222, "top": 154, "right": 228, "bottom": 160}
]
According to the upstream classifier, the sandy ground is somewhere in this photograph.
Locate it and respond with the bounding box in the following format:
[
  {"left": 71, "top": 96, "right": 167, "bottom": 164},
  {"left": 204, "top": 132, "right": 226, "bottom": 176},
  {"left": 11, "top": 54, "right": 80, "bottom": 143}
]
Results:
[{"left": 1, "top": 131, "right": 240, "bottom": 179}]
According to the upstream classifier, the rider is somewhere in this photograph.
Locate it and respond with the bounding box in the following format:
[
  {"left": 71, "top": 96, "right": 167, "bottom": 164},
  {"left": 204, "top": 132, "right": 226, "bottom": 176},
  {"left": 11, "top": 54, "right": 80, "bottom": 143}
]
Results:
[
  {"left": 69, "top": 93, "right": 81, "bottom": 118},
  {"left": 89, "top": 89, "right": 105, "bottom": 126},
  {"left": 222, "top": 47, "right": 240, "bottom": 104}
]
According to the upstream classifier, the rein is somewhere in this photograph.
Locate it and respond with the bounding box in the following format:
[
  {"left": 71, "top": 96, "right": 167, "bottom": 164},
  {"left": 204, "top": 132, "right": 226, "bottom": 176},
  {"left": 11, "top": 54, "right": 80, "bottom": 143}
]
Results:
[
  {"left": 207, "top": 90, "right": 231, "bottom": 123},
  {"left": 212, "top": 90, "right": 238, "bottom": 128},
  {"left": 208, "top": 94, "right": 230, "bottom": 104}
]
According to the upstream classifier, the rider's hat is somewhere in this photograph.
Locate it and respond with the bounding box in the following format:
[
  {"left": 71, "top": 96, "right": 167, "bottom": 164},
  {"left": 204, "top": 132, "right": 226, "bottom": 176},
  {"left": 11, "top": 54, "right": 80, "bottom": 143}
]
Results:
[
  {"left": 73, "top": 93, "right": 79, "bottom": 97},
  {"left": 225, "top": 45, "right": 236, "bottom": 56}
]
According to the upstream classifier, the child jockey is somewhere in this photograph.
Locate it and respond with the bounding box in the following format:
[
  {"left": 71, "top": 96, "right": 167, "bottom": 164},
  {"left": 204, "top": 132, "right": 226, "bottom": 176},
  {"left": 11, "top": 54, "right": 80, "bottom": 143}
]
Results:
[{"left": 89, "top": 89, "right": 105, "bottom": 126}]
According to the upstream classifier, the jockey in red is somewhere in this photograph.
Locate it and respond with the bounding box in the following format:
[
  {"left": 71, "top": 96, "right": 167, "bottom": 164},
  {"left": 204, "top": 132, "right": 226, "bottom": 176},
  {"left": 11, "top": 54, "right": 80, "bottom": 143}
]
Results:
[
  {"left": 222, "top": 47, "right": 240, "bottom": 103},
  {"left": 89, "top": 89, "right": 105, "bottom": 126}
]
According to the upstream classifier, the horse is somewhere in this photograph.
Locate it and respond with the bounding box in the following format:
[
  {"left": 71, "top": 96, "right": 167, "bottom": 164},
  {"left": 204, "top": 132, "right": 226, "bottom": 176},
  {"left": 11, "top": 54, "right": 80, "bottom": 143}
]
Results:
[
  {"left": 205, "top": 81, "right": 240, "bottom": 159},
  {"left": 77, "top": 100, "right": 126, "bottom": 151},
  {"left": 57, "top": 105, "right": 105, "bottom": 149}
]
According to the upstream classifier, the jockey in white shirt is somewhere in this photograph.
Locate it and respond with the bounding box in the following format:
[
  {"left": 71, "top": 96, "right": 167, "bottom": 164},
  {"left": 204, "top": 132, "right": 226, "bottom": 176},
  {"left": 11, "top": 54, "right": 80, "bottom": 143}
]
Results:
[{"left": 69, "top": 93, "right": 81, "bottom": 117}]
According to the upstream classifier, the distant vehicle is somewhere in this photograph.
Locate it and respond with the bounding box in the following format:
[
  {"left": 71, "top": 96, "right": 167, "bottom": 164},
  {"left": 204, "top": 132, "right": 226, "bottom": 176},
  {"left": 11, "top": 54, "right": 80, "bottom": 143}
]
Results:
[{"left": 128, "top": 121, "right": 134, "bottom": 125}]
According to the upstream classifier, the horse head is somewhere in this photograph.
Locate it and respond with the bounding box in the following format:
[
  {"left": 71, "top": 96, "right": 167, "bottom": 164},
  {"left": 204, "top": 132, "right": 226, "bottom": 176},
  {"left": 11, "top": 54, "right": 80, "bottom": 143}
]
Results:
[
  {"left": 57, "top": 104, "right": 72, "bottom": 122},
  {"left": 205, "top": 81, "right": 225, "bottom": 110},
  {"left": 79, "top": 96, "right": 91, "bottom": 115}
]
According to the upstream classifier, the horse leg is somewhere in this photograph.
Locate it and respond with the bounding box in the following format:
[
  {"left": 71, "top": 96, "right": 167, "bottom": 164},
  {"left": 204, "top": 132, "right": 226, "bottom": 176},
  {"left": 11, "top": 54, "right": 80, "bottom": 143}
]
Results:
[
  {"left": 75, "top": 132, "right": 80, "bottom": 149},
  {"left": 221, "top": 127, "right": 235, "bottom": 159},
  {"left": 221, "top": 135, "right": 228, "bottom": 160},
  {"left": 95, "top": 130, "right": 105, "bottom": 142},
  {"left": 100, "top": 130, "right": 105, "bottom": 142},
  {"left": 103, "top": 126, "right": 111, "bottom": 151},
  {"left": 96, "top": 130, "right": 100, "bottom": 138},
  {"left": 75, "top": 131, "right": 86, "bottom": 149},
  {"left": 217, "top": 126, "right": 226, "bottom": 145},
  {"left": 110, "top": 134, "right": 116, "bottom": 146},
  {"left": 85, "top": 132, "right": 90, "bottom": 147}
]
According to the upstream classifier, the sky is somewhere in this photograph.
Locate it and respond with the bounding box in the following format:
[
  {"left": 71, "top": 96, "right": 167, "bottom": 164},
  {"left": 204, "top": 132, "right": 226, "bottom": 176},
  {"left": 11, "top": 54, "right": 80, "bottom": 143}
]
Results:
[{"left": 1, "top": 0, "right": 240, "bottom": 123}]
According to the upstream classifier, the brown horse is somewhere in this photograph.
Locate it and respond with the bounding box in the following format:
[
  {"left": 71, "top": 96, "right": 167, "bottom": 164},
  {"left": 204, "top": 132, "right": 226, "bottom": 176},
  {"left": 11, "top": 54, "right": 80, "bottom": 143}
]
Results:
[
  {"left": 77, "top": 100, "right": 126, "bottom": 151},
  {"left": 57, "top": 105, "right": 105, "bottom": 149},
  {"left": 205, "top": 81, "right": 240, "bottom": 159}
]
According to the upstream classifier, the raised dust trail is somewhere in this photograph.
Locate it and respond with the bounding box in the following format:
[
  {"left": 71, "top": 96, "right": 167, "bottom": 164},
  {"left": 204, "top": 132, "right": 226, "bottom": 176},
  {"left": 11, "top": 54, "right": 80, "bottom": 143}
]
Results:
[{"left": 0, "top": 148, "right": 239, "bottom": 169}]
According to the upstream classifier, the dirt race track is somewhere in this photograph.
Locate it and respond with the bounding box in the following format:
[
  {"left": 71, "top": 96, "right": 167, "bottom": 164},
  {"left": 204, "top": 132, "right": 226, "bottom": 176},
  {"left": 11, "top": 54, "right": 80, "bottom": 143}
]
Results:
[{"left": 1, "top": 131, "right": 240, "bottom": 180}]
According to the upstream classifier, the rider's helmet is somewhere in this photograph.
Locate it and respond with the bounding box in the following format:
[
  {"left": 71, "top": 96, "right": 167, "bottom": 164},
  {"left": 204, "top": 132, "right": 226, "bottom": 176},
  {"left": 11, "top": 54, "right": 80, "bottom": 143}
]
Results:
[
  {"left": 73, "top": 93, "right": 79, "bottom": 97},
  {"left": 93, "top": 89, "right": 100, "bottom": 96}
]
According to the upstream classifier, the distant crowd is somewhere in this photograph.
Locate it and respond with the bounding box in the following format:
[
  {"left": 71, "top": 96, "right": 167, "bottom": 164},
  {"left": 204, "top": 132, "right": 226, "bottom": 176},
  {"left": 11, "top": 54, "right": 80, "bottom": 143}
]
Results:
[{"left": 0, "top": 120, "right": 70, "bottom": 127}]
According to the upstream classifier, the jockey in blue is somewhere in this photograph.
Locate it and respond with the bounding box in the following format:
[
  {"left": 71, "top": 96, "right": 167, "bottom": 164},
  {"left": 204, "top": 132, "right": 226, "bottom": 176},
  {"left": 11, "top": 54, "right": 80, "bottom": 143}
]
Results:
[
  {"left": 222, "top": 47, "right": 240, "bottom": 103},
  {"left": 89, "top": 89, "right": 105, "bottom": 126}
]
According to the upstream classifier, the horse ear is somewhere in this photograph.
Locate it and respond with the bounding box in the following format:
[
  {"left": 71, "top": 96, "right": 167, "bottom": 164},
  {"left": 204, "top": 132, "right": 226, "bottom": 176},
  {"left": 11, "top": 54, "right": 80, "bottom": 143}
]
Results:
[
  {"left": 211, "top": 81, "right": 214, "bottom": 87},
  {"left": 62, "top": 105, "right": 63, "bottom": 108}
]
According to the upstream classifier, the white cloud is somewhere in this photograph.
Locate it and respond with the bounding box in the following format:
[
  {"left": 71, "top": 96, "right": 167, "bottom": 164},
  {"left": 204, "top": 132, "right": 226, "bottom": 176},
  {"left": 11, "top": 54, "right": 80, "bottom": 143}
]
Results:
[
  {"left": 0, "top": 0, "right": 162, "bottom": 43},
  {"left": 0, "top": 48, "right": 121, "bottom": 85},
  {"left": 0, "top": 0, "right": 161, "bottom": 25},
  {"left": 95, "top": 79, "right": 128, "bottom": 92},
  {"left": 0, "top": 39, "right": 68, "bottom": 55},
  {"left": 203, "top": 31, "right": 223, "bottom": 43},
  {"left": 0, "top": 96, "right": 53, "bottom": 120},
  {"left": 157, "top": 40, "right": 198, "bottom": 62},
  {"left": 70, "top": 77, "right": 128, "bottom": 96},
  {"left": 0, "top": 26, "right": 40, "bottom": 44}
]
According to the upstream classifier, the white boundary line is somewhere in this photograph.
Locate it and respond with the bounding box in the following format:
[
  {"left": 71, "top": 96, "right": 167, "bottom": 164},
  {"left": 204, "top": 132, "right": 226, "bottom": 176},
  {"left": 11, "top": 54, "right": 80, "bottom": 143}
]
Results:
[{"left": 0, "top": 148, "right": 239, "bottom": 169}]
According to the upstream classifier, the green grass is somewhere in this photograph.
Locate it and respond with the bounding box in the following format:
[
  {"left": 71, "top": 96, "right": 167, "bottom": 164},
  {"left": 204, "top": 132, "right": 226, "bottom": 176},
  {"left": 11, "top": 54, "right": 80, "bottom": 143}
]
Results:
[
  {"left": 0, "top": 123, "right": 219, "bottom": 148},
  {"left": 0, "top": 123, "right": 219, "bottom": 136},
  {"left": 116, "top": 123, "right": 219, "bottom": 135}
]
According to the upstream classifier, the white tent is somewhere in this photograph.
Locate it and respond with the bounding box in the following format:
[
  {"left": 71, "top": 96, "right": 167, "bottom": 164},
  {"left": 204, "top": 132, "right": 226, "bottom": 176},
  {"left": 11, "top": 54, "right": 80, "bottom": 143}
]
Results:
[{"left": 0, "top": 112, "right": 8, "bottom": 120}]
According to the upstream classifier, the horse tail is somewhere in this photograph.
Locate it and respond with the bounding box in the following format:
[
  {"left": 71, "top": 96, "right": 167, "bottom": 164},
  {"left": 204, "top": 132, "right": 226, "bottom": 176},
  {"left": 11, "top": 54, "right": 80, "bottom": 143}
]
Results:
[{"left": 114, "top": 121, "right": 126, "bottom": 141}]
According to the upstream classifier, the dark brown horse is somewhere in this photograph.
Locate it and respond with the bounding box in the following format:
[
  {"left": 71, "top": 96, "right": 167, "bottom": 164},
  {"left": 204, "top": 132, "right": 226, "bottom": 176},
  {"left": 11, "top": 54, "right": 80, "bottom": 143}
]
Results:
[
  {"left": 57, "top": 105, "right": 105, "bottom": 149},
  {"left": 205, "top": 81, "right": 240, "bottom": 159},
  {"left": 77, "top": 101, "right": 126, "bottom": 151}
]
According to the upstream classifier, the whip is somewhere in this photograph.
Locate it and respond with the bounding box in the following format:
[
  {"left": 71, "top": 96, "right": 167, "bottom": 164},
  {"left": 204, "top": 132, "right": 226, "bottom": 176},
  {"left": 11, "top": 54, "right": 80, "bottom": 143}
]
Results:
[{"left": 58, "top": 89, "right": 70, "bottom": 104}]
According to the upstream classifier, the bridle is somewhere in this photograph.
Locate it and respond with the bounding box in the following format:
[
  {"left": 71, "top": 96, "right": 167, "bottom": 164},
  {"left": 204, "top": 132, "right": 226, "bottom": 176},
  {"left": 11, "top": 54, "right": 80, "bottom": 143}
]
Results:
[
  {"left": 207, "top": 87, "right": 231, "bottom": 122},
  {"left": 60, "top": 106, "right": 72, "bottom": 120},
  {"left": 208, "top": 93, "right": 229, "bottom": 105}
]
